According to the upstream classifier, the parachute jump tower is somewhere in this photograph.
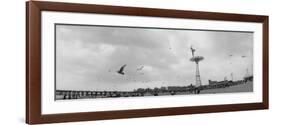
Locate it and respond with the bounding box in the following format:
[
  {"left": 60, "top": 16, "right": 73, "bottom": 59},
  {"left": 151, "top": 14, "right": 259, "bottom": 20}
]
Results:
[{"left": 190, "top": 46, "right": 204, "bottom": 87}]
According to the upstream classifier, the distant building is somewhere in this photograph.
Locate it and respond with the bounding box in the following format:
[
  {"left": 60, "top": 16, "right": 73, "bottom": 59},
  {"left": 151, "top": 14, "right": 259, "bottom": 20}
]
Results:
[
  {"left": 244, "top": 75, "right": 253, "bottom": 82},
  {"left": 208, "top": 80, "right": 229, "bottom": 85}
]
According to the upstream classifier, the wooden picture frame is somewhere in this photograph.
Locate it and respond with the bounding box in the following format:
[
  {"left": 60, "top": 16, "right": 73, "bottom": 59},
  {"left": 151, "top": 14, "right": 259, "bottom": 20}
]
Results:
[{"left": 26, "top": 1, "right": 269, "bottom": 124}]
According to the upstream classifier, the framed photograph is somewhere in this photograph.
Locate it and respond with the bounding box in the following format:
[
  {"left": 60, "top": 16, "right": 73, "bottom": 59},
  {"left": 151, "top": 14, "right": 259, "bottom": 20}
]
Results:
[{"left": 26, "top": 1, "right": 269, "bottom": 124}]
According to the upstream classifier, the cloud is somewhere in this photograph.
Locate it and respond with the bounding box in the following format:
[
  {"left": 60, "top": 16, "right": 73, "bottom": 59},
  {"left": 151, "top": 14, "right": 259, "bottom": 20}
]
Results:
[{"left": 56, "top": 25, "right": 253, "bottom": 91}]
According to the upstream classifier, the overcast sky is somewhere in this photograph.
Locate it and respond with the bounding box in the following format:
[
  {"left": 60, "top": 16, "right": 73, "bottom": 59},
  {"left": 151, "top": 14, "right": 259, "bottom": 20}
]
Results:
[{"left": 56, "top": 24, "right": 253, "bottom": 91}]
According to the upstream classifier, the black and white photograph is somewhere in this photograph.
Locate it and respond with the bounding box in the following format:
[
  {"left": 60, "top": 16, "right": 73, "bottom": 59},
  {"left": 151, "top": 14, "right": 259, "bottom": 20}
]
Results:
[
  {"left": 24, "top": 1, "right": 269, "bottom": 124},
  {"left": 55, "top": 24, "right": 254, "bottom": 100}
]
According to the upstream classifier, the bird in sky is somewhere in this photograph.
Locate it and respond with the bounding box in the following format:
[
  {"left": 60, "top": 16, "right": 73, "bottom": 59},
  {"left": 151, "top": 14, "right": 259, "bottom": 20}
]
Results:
[
  {"left": 117, "top": 64, "right": 126, "bottom": 75},
  {"left": 229, "top": 54, "right": 233, "bottom": 57},
  {"left": 241, "top": 55, "right": 246, "bottom": 58},
  {"left": 137, "top": 66, "right": 144, "bottom": 71},
  {"left": 190, "top": 46, "right": 196, "bottom": 57}
]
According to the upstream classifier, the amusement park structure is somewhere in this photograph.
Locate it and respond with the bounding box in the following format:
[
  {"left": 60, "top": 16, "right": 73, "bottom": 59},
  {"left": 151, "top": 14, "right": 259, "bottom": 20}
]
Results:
[{"left": 190, "top": 46, "right": 204, "bottom": 87}]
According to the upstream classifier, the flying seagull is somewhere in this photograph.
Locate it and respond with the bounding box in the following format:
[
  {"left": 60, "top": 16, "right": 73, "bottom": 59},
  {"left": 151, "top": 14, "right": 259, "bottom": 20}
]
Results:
[
  {"left": 117, "top": 64, "right": 126, "bottom": 75},
  {"left": 241, "top": 55, "right": 246, "bottom": 58},
  {"left": 190, "top": 46, "right": 196, "bottom": 57},
  {"left": 137, "top": 66, "right": 144, "bottom": 71}
]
